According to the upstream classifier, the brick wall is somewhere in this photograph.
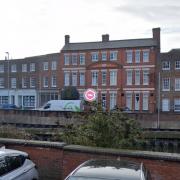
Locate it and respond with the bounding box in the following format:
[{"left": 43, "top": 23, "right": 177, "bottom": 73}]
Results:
[{"left": 0, "top": 138, "right": 180, "bottom": 180}]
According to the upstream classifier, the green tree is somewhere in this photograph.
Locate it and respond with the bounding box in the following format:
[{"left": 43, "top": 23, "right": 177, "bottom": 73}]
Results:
[
  {"left": 62, "top": 103, "right": 143, "bottom": 149},
  {"left": 61, "top": 86, "right": 80, "bottom": 100}
]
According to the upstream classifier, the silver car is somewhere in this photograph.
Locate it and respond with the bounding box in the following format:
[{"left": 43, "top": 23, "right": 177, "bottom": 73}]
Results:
[
  {"left": 65, "top": 159, "right": 152, "bottom": 180},
  {"left": 0, "top": 147, "right": 39, "bottom": 180}
]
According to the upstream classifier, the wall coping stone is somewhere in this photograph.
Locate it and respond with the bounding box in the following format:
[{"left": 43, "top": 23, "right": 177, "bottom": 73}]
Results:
[
  {"left": 64, "top": 144, "right": 180, "bottom": 162},
  {"left": 1, "top": 138, "right": 180, "bottom": 162},
  {"left": 0, "top": 138, "right": 66, "bottom": 149}
]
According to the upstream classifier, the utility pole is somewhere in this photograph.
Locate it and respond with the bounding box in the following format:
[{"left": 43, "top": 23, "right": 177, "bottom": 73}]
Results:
[
  {"left": 157, "top": 72, "right": 161, "bottom": 129},
  {"left": 5, "top": 52, "right": 10, "bottom": 104}
]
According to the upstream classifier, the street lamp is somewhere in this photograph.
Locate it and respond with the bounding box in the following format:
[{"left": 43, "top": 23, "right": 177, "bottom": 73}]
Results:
[
  {"left": 5, "top": 52, "right": 10, "bottom": 104},
  {"left": 157, "top": 72, "right": 161, "bottom": 129}
]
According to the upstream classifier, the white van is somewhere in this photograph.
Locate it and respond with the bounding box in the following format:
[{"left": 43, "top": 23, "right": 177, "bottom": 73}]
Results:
[{"left": 38, "top": 100, "right": 83, "bottom": 112}]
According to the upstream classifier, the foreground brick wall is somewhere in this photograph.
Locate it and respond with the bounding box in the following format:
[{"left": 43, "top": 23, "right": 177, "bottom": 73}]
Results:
[
  {"left": 0, "top": 139, "right": 65, "bottom": 180},
  {"left": 0, "top": 138, "right": 180, "bottom": 180}
]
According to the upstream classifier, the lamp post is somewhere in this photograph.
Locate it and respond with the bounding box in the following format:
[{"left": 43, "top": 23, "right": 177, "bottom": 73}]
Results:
[
  {"left": 5, "top": 52, "right": 10, "bottom": 104},
  {"left": 157, "top": 72, "right": 161, "bottom": 129}
]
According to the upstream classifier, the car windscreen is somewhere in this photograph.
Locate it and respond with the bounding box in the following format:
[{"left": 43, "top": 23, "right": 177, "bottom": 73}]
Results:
[{"left": 67, "top": 177, "right": 126, "bottom": 180}]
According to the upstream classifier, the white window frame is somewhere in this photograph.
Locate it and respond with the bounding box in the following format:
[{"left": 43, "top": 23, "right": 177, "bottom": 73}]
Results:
[
  {"left": 80, "top": 53, "right": 85, "bottom": 65},
  {"left": 126, "top": 92, "right": 132, "bottom": 110},
  {"left": 22, "top": 64, "right": 27, "bottom": 72},
  {"left": 162, "top": 61, "right": 170, "bottom": 70},
  {"left": 43, "top": 62, "right": 48, "bottom": 71},
  {"left": 101, "top": 51, "right": 107, "bottom": 61},
  {"left": 11, "top": 78, "right": 16, "bottom": 88},
  {"left": 51, "top": 75, "right": 57, "bottom": 87},
  {"left": 110, "top": 70, "right": 117, "bottom": 86},
  {"left": 126, "top": 50, "right": 133, "bottom": 63},
  {"left": 110, "top": 51, "right": 117, "bottom": 61},
  {"left": 143, "top": 70, "right": 149, "bottom": 85},
  {"left": 135, "top": 93, "right": 140, "bottom": 111},
  {"left": 162, "top": 78, "right": 170, "bottom": 91},
  {"left": 64, "top": 54, "right": 70, "bottom": 65},
  {"left": 101, "top": 93, "right": 106, "bottom": 109},
  {"left": 0, "top": 78, "right": 4, "bottom": 88},
  {"left": 30, "top": 63, "right": 35, "bottom": 72},
  {"left": 110, "top": 92, "right": 117, "bottom": 110},
  {"left": 79, "top": 72, "right": 85, "bottom": 86},
  {"left": 162, "top": 98, "right": 170, "bottom": 112},
  {"left": 126, "top": 70, "right": 132, "bottom": 85},
  {"left": 91, "top": 71, "right": 98, "bottom": 86},
  {"left": 30, "top": 77, "right": 36, "bottom": 88},
  {"left": 143, "top": 50, "right": 149, "bottom": 62},
  {"left": 135, "top": 70, "right": 140, "bottom": 85},
  {"left": 72, "top": 72, "right": 77, "bottom": 86},
  {"left": 64, "top": 72, "right": 70, "bottom": 86},
  {"left": 23, "top": 96, "right": 35, "bottom": 108},
  {"left": 51, "top": 61, "right": 57, "bottom": 70},
  {"left": 11, "top": 64, "right": 17, "bottom": 72},
  {"left": 175, "top": 78, "right": 180, "bottom": 91},
  {"left": 175, "top": 61, "right": 180, "bottom": 70},
  {"left": 0, "top": 64, "right": 4, "bottom": 73},
  {"left": 91, "top": 52, "right": 98, "bottom": 62},
  {"left": 174, "top": 98, "right": 180, "bottom": 112},
  {"left": 22, "top": 77, "right": 28, "bottom": 88},
  {"left": 101, "top": 71, "right": 107, "bottom": 86},
  {"left": 135, "top": 50, "right": 140, "bottom": 63},
  {"left": 143, "top": 92, "right": 149, "bottom": 111},
  {"left": 43, "top": 77, "right": 48, "bottom": 87},
  {"left": 72, "top": 54, "right": 78, "bottom": 65}
]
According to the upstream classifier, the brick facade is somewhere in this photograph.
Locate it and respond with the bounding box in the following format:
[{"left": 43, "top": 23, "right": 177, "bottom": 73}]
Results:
[
  {"left": 60, "top": 28, "right": 160, "bottom": 112},
  {"left": 3, "top": 27, "right": 178, "bottom": 113},
  {"left": 158, "top": 49, "right": 180, "bottom": 112},
  {"left": 0, "top": 53, "right": 60, "bottom": 108}
]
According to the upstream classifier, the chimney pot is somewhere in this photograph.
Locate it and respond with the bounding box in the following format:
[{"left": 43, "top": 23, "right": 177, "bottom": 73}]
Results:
[
  {"left": 65, "top": 35, "right": 70, "bottom": 45},
  {"left": 102, "top": 34, "right": 109, "bottom": 42},
  {"left": 152, "top": 28, "right": 160, "bottom": 52}
]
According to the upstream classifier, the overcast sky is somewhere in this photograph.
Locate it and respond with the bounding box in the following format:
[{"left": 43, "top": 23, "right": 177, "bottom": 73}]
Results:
[{"left": 0, "top": 0, "right": 180, "bottom": 60}]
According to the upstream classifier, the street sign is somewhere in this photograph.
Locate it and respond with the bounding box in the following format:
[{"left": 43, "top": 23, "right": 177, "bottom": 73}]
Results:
[{"left": 83, "top": 89, "right": 97, "bottom": 102}]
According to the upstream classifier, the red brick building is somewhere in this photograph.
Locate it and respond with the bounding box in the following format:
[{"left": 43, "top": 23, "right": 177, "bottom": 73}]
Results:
[{"left": 60, "top": 28, "right": 160, "bottom": 112}]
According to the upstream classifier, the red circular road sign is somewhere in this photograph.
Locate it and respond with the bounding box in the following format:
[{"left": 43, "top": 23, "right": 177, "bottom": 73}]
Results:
[{"left": 84, "top": 89, "right": 97, "bottom": 102}]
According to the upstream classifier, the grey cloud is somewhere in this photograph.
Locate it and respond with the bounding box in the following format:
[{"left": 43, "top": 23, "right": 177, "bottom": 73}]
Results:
[{"left": 115, "top": 5, "right": 180, "bottom": 22}]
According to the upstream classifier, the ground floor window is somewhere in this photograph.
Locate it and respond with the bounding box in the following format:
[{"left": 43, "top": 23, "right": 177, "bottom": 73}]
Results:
[
  {"left": 0, "top": 96, "right": 8, "bottom": 105},
  {"left": 40, "top": 92, "right": 59, "bottom": 106},
  {"left": 126, "top": 93, "right": 132, "bottom": 110},
  {"left": 162, "top": 98, "right": 170, "bottom": 112},
  {"left": 174, "top": 98, "right": 180, "bottom": 112},
  {"left": 110, "top": 93, "right": 117, "bottom": 110},
  {"left": 142, "top": 93, "right": 149, "bottom": 111},
  {"left": 23, "top": 96, "right": 35, "bottom": 107},
  {"left": 101, "top": 93, "right": 106, "bottom": 110},
  {"left": 135, "top": 93, "right": 140, "bottom": 111}
]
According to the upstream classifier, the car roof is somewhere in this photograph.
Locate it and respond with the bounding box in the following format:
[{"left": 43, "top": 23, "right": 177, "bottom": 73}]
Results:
[
  {"left": 0, "top": 147, "right": 28, "bottom": 157},
  {"left": 70, "top": 159, "right": 142, "bottom": 180}
]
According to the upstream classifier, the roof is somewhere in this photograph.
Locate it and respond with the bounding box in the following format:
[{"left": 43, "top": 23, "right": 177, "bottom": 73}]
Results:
[
  {"left": 69, "top": 159, "right": 142, "bottom": 180},
  {"left": 0, "top": 52, "right": 60, "bottom": 61},
  {"left": 62, "top": 38, "right": 157, "bottom": 51}
]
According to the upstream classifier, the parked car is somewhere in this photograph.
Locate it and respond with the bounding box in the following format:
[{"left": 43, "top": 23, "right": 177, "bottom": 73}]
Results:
[
  {"left": 65, "top": 159, "right": 151, "bottom": 180},
  {"left": 0, "top": 104, "right": 18, "bottom": 110},
  {"left": 0, "top": 147, "right": 39, "bottom": 180}
]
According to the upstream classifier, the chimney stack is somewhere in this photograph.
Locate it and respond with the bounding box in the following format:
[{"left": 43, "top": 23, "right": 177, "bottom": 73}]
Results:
[
  {"left": 65, "top": 35, "right": 70, "bottom": 45},
  {"left": 102, "top": 34, "right": 109, "bottom": 42},
  {"left": 152, "top": 28, "right": 160, "bottom": 52}
]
